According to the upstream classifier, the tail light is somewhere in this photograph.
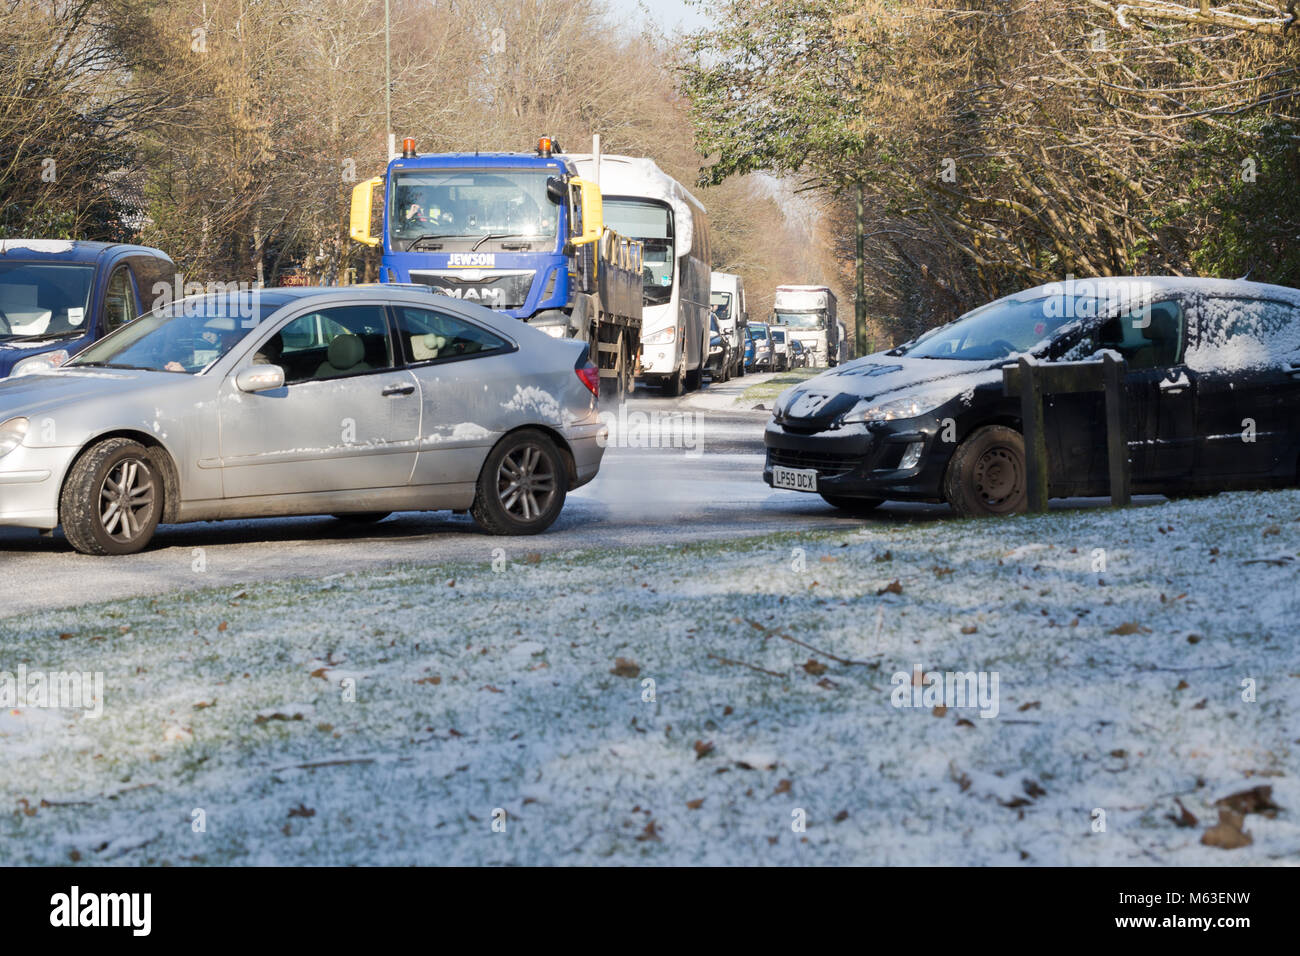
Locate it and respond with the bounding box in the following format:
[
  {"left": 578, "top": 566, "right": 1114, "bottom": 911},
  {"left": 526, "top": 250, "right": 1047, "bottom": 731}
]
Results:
[{"left": 576, "top": 361, "right": 599, "bottom": 397}]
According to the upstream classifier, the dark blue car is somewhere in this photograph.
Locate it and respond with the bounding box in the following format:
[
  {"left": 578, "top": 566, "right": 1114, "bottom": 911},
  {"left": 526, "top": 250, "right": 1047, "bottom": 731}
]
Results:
[{"left": 0, "top": 240, "right": 174, "bottom": 378}]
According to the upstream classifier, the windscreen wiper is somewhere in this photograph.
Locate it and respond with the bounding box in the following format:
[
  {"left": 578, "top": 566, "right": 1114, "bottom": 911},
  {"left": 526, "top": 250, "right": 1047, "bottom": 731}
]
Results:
[{"left": 471, "top": 233, "right": 530, "bottom": 251}]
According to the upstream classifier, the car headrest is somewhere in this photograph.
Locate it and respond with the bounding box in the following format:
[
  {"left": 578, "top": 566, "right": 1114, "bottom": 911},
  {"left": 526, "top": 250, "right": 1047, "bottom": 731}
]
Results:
[{"left": 327, "top": 333, "right": 365, "bottom": 370}]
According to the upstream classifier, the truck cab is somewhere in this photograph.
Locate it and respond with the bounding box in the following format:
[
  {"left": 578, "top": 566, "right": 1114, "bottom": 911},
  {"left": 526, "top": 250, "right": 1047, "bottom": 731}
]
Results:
[
  {"left": 351, "top": 138, "right": 603, "bottom": 336},
  {"left": 0, "top": 240, "right": 174, "bottom": 378}
]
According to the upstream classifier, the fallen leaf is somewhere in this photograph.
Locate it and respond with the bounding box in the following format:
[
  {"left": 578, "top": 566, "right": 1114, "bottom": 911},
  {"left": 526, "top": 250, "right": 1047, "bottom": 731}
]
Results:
[
  {"left": 288, "top": 803, "right": 315, "bottom": 819},
  {"left": 877, "top": 579, "right": 903, "bottom": 596},
  {"left": 1167, "top": 798, "right": 1198, "bottom": 828},
  {"left": 610, "top": 657, "right": 640, "bottom": 678},
  {"left": 1109, "top": 621, "right": 1150, "bottom": 635},
  {"left": 773, "top": 779, "right": 792, "bottom": 795},
  {"left": 1201, "top": 808, "right": 1252, "bottom": 849},
  {"left": 693, "top": 740, "right": 715, "bottom": 760},
  {"left": 1215, "top": 785, "right": 1281, "bottom": 817},
  {"left": 960, "top": 625, "right": 977, "bottom": 635},
  {"left": 802, "top": 658, "right": 827, "bottom": 676},
  {"left": 686, "top": 798, "right": 704, "bottom": 810}
]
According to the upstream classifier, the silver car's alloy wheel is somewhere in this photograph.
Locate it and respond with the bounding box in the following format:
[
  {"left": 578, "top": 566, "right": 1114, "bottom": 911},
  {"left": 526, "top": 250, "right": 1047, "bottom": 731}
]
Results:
[
  {"left": 496, "top": 443, "right": 557, "bottom": 522},
  {"left": 99, "top": 458, "right": 156, "bottom": 544}
]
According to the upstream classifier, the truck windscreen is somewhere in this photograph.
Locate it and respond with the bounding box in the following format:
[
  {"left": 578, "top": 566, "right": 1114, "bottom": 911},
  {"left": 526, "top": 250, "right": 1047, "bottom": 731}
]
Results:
[
  {"left": 602, "top": 199, "right": 674, "bottom": 306},
  {"left": 390, "top": 169, "right": 559, "bottom": 242},
  {"left": 774, "top": 311, "right": 824, "bottom": 329},
  {"left": 711, "top": 291, "right": 732, "bottom": 321}
]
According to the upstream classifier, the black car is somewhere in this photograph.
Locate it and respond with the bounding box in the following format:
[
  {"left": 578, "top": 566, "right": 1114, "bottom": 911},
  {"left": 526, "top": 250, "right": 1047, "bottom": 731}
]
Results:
[
  {"left": 706, "top": 314, "right": 734, "bottom": 382},
  {"left": 764, "top": 277, "right": 1300, "bottom": 515}
]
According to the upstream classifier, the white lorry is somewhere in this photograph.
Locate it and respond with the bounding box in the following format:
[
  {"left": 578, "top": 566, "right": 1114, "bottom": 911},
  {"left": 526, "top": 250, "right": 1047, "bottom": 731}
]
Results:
[
  {"left": 710, "top": 271, "right": 747, "bottom": 378},
  {"left": 773, "top": 285, "right": 839, "bottom": 367}
]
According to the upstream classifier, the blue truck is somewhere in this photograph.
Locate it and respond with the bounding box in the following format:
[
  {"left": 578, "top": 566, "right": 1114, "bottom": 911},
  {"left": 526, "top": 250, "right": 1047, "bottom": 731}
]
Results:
[
  {"left": 0, "top": 240, "right": 174, "bottom": 378},
  {"left": 349, "top": 137, "right": 642, "bottom": 398}
]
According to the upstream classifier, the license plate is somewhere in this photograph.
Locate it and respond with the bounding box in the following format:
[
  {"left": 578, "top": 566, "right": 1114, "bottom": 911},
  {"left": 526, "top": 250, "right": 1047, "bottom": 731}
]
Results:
[{"left": 772, "top": 465, "right": 818, "bottom": 492}]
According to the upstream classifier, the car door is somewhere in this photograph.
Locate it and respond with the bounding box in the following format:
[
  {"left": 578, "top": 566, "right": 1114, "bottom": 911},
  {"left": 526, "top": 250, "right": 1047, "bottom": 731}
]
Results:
[
  {"left": 388, "top": 303, "right": 517, "bottom": 489},
  {"left": 1043, "top": 298, "right": 1194, "bottom": 492},
  {"left": 1185, "top": 295, "right": 1300, "bottom": 481},
  {"left": 1101, "top": 299, "right": 1196, "bottom": 486},
  {"left": 217, "top": 303, "right": 421, "bottom": 498}
]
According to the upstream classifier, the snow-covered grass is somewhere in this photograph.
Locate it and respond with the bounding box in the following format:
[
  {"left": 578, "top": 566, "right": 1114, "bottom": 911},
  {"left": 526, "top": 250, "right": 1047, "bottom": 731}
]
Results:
[
  {"left": 1, "top": 489, "right": 1297, "bottom": 865},
  {"left": 737, "top": 368, "right": 819, "bottom": 406}
]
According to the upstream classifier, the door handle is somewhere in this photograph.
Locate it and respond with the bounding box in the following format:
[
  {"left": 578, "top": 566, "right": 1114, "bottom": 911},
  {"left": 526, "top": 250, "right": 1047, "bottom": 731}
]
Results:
[{"left": 382, "top": 384, "right": 415, "bottom": 397}]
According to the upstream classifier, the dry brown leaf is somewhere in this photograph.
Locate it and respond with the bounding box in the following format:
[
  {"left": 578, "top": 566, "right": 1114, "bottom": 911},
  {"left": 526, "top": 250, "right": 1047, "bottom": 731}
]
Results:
[{"left": 610, "top": 657, "right": 640, "bottom": 678}]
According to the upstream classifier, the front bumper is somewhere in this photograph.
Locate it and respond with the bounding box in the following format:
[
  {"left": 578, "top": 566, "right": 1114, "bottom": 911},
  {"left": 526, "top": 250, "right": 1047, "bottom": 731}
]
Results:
[
  {"left": 762, "top": 416, "right": 950, "bottom": 501},
  {"left": 0, "top": 444, "right": 72, "bottom": 529}
]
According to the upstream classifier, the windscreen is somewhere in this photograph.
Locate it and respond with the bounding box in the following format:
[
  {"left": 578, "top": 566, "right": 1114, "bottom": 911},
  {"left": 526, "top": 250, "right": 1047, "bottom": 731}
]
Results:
[
  {"left": 0, "top": 262, "right": 95, "bottom": 341},
  {"left": 391, "top": 169, "right": 559, "bottom": 242},
  {"left": 603, "top": 198, "right": 674, "bottom": 306}
]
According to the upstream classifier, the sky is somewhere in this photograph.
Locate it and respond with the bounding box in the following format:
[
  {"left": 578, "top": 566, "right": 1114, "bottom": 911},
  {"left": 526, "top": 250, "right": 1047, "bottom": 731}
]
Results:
[{"left": 604, "top": 0, "right": 711, "bottom": 33}]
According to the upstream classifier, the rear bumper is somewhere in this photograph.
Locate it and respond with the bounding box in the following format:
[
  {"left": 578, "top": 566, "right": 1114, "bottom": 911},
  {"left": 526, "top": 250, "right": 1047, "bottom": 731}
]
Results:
[
  {"left": 563, "top": 421, "right": 606, "bottom": 489},
  {"left": 762, "top": 417, "right": 950, "bottom": 501}
]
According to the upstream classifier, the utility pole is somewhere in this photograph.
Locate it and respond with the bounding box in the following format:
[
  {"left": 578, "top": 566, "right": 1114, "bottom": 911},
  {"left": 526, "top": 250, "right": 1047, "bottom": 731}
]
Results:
[
  {"left": 855, "top": 180, "right": 868, "bottom": 356},
  {"left": 385, "top": 0, "right": 394, "bottom": 160}
]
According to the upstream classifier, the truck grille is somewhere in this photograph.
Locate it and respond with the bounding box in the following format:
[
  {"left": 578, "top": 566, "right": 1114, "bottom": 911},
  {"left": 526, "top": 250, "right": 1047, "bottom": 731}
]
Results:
[
  {"left": 409, "top": 271, "right": 534, "bottom": 310},
  {"left": 768, "top": 447, "right": 861, "bottom": 478}
]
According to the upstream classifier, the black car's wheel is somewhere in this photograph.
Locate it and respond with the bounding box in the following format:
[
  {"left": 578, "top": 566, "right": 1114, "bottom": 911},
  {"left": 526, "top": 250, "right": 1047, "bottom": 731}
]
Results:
[
  {"left": 471, "top": 429, "right": 568, "bottom": 535},
  {"left": 60, "top": 438, "right": 162, "bottom": 555},
  {"left": 820, "top": 494, "right": 884, "bottom": 516},
  {"left": 332, "top": 512, "right": 392, "bottom": 523},
  {"left": 663, "top": 358, "right": 685, "bottom": 397},
  {"left": 943, "top": 425, "right": 1027, "bottom": 517}
]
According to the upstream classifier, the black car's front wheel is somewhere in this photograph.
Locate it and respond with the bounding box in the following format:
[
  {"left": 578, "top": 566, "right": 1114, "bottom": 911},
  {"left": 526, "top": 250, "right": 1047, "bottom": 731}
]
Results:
[
  {"left": 471, "top": 429, "right": 568, "bottom": 535},
  {"left": 943, "top": 425, "right": 1027, "bottom": 517},
  {"left": 60, "top": 438, "right": 163, "bottom": 555}
]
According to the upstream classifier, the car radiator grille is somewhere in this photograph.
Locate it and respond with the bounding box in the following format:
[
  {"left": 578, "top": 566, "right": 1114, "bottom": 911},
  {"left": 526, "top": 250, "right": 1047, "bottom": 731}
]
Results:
[{"left": 768, "top": 447, "right": 861, "bottom": 478}]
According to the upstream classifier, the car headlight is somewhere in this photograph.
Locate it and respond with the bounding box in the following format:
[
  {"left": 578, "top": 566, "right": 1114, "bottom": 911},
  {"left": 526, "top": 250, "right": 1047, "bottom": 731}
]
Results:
[
  {"left": 11, "top": 349, "right": 70, "bottom": 378},
  {"left": 644, "top": 327, "right": 676, "bottom": 347},
  {"left": 841, "top": 391, "right": 952, "bottom": 425},
  {"left": 0, "top": 417, "right": 29, "bottom": 458}
]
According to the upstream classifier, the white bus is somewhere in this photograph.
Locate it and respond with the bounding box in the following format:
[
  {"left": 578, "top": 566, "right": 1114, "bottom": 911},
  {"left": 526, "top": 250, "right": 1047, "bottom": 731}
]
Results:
[{"left": 572, "top": 155, "right": 711, "bottom": 395}]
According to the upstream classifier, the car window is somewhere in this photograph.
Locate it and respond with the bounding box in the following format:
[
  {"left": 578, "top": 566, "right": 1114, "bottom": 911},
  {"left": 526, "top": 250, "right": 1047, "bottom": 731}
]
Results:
[
  {"left": 1060, "top": 300, "right": 1185, "bottom": 370},
  {"left": 391, "top": 305, "right": 510, "bottom": 364},
  {"left": 1185, "top": 296, "right": 1300, "bottom": 371},
  {"left": 103, "top": 266, "right": 139, "bottom": 335},
  {"left": 274, "top": 305, "right": 394, "bottom": 384}
]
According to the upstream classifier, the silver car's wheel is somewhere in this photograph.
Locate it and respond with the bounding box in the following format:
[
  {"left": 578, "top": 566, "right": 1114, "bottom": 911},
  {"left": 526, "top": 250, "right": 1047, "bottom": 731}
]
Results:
[
  {"left": 100, "top": 458, "right": 156, "bottom": 544},
  {"left": 497, "top": 442, "right": 558, "bottom": 521},
  {"left": 60, "top": 438, "right": 164, "bottom": 555},
  {"left": 471, "top": 430, "right": 568, "bottom": 535}
]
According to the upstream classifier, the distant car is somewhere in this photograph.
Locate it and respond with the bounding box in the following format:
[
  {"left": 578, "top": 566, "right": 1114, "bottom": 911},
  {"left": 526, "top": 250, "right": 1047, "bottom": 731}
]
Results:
[
  {"left": 789, "top": 339, "right": 809, "bottom": 368},
  {"left": 706, "top": 314, "right": 734, "bottom": 382},
  {"left": 765, "top": 277, "right": 1300, "bottom": 516},
  {"left": 770, "top": 327, "right": 791, "bottom": 372},
  {"left": 0, "top": 239, "right": 174, "bottom": 379},
  {"left": 748, "top": 322, "right": 774, "bottom": 371},
  {"left": 0, "top": 286, "right": 605, "bottom": 554}
]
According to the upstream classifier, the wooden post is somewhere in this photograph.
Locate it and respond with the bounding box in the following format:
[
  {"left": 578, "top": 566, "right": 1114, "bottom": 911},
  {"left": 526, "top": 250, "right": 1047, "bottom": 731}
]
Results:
[
  {"left": 1102, "top": 353, "right": 1130, "bottom": 507},
  {"left": 1018, "top": 357, "right": 1049, "bottom": 514}
]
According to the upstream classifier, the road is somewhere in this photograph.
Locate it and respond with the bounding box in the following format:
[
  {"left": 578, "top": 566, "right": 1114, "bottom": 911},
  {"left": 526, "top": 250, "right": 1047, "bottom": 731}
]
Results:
[{"left": 0, "top": 372, "right": 918, "bottom": 617}]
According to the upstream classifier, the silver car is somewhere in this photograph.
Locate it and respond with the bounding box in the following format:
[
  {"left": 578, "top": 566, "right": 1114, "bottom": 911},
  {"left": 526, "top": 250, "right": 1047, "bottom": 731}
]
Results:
[{"left": 0, "top": 286, "right": 606, "bottom": 554}]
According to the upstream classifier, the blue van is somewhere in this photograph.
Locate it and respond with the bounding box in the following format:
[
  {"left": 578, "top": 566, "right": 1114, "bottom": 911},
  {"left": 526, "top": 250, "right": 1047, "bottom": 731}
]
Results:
[{"left": 0, "top": 240, "right": 174, "bottom": 378}]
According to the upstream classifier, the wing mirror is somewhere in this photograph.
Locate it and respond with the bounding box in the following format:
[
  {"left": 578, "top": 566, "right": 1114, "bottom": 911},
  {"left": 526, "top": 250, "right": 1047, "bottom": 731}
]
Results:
[
  {"left": 236, "top": 364, "right": 285, "bottom": 393},
  {"left": 546, "top": 176, "right": 566, "bottom": 205}
]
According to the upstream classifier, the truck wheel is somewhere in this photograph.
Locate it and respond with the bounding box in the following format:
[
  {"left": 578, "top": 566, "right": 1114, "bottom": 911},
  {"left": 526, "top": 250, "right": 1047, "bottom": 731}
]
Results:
[
  {"left": 685, "top": 364, "right": 703, "bottom": 391},
  {"left": 943, "top": 425, "right": 1027, "bottom": 517},
  {"left": 60, "top": 438, "right": 163, "bottom": 555},
  {"left": 471, "top": 429, "right": 568, "bottom": 535}
]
